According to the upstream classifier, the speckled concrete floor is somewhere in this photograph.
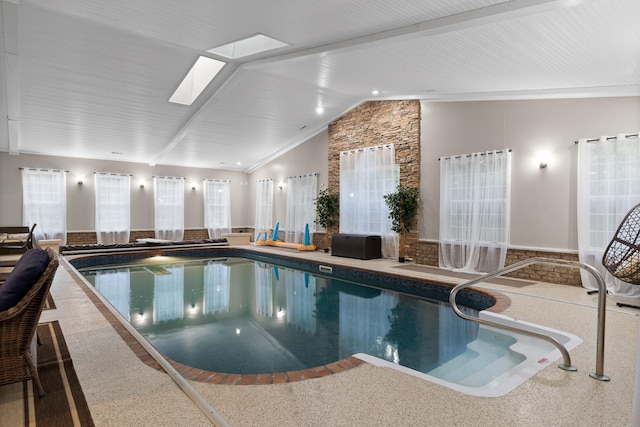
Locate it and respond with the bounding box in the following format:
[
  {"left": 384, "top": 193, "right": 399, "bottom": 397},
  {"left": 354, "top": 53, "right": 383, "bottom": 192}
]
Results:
[{"left": 23, "top": 246, "right": 640, "bottom": 425}]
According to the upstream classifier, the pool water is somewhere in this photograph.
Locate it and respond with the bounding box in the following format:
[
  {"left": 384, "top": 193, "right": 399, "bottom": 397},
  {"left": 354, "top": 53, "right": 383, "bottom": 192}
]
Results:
[{"left": 77, "top": 255, "right": 581, "bottom": 396}]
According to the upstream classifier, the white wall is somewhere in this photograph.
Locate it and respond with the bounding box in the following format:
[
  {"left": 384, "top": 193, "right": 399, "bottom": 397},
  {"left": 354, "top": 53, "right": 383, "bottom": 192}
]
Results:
[
  {"left": 3, "top": 96, "right": 638, "bottom": 251},
  {"left": 419, "top": 96, "right": 640, "bottom": 252},
  {"left": 247, "top": 129, "right": 329, "bottom": 232},
  {"left": 0, "top": 153, "right": 251, "bottom": 230}
]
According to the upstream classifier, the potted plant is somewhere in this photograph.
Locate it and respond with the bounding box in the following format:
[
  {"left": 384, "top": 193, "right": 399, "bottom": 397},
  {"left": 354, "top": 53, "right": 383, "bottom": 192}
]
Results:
[
  {"left": 315, "top": 189, "right": 339, "bottom": 252},
  {"left": 384, "top": 184, "right": 419, "bottom": 262}
]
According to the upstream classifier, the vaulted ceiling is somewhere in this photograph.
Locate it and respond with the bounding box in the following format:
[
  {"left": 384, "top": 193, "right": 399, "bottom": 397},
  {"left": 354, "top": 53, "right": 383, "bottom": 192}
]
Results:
[{"left": 1, "top": 0, "right": 639, "bottom": 172}]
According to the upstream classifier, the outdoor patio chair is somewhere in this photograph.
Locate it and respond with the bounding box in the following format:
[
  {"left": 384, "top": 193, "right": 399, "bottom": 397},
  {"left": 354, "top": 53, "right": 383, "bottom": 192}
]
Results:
[
  {"left": 602, "top": 203, "right": 640, "bottom": 308},
  {"left": 0, "top": 248, "right": 59, "bottom": 396}
]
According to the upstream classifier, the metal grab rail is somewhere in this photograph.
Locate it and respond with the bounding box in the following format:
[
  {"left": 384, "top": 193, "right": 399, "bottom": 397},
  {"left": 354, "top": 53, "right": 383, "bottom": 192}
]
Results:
[{"left": 448, "top": 257, "right": 610, "bottom": 381}]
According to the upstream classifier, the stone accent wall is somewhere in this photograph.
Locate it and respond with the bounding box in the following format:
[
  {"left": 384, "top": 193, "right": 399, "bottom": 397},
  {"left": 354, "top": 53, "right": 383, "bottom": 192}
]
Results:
[
  {"left": 66, "top": 231, "right": 98, "bottom": 245},
  {"left": 504, "top": 249, "right": 581, "bottom": 286},
  {"left": 327, "top": 100, "right": 421, "bottom": 258},
  {"left": 415, "top": 240, "right": 439, "bottom": 266},
  {"left": 415, "top": 240, "right": 581, "bottom": 286},
  {"left": 312, "top": 232, "right": 331, "bottom": 251}
]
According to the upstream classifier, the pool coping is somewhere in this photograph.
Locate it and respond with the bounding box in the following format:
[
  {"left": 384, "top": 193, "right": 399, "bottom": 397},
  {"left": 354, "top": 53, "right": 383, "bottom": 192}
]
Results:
[{"left": 63, "top": 248, "right": 511, "bottom": 385}]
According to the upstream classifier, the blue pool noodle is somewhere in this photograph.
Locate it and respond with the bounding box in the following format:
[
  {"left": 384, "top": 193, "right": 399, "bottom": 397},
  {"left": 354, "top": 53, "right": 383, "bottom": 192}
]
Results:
[{"left": 303, "top": 224, "right": 310, "bottom": 246}]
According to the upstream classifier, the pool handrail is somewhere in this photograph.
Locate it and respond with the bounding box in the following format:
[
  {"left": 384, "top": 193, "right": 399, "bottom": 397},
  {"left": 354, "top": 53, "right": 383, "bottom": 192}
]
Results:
[{"left": 449, "top": 257, "right": 610, "bottom": 381}]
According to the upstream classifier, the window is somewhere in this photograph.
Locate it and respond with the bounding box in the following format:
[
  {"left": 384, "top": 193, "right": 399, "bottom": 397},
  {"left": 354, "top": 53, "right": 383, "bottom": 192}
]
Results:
[
  {"left": 95, "top": 270, "right": 130, "bottom": 320},
  {"left": 21, "top": 168, "right": 67, "bottom": 244},
  {"left": 285, "top": 174, "right": 317, "bottom": 243},
  {"left": 439, "top": 150, "right": 511, "bottom": 273},
  {"left": 95, "top": 173, "right": 130, "bottom": 244},
  {"left": 203, "top": 261, "right": 230, "bottom": 314},
  {"left": 153, "top": 265, "right": 184, "bottom": 323},
  {"left": 204, "top": 180, "right": 231, "bottom": 239},
  {"left": 339, "top": 145, "right": 398, "bottom": 258},
  {"left": 154, "top": 177, "right": 184, "bottom": 241},
  {"left": 577, "top": 134, "right": 640, "bottom": 296},
  {"left": 255, "top": 179, "right": 274, "bottom": 240}
]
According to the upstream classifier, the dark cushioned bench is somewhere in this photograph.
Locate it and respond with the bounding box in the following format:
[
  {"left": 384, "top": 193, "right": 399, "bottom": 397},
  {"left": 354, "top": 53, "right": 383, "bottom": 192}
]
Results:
[
  {"left": 61, "top": 238, "right": 228, "bottom": 254},
  {"left": 0, "top": 225, "right": 36, "bottom": 255}
]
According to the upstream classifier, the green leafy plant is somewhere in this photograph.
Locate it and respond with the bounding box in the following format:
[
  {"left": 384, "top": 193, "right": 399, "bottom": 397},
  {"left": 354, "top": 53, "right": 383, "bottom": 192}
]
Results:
[
  {"left": 384, "top": 184, "right": 419, "bottom": 262},
  {"left": 315, "top": 189, "right": 339, "bottom": 251}
]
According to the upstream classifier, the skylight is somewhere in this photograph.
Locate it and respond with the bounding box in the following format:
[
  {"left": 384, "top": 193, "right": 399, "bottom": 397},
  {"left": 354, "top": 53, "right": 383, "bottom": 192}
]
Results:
[
  {"left": 169, "top": 56, "right": 225, "bottom": 106},
  {"left": 207, "top": 34, "right": 289, "bottom": 59}
]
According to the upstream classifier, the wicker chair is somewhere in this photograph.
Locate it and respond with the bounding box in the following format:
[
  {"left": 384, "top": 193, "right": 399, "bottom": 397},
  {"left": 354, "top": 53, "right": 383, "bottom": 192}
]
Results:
[
  {"left": 0, "top": 248, "right": 59, "bottom": 396},
  {"left": 602, "top": 203, "right": 640, "bottom": 308}
]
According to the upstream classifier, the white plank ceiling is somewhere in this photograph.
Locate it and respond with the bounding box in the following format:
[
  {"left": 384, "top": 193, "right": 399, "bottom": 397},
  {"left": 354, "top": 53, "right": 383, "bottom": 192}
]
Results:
[{"left": 1, "top": 0, "right": 639, "bottom": 171}]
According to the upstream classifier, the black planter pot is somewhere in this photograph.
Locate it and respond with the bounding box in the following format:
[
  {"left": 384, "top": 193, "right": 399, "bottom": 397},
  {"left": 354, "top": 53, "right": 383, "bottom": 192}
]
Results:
[
  {"left": 398, "top": 257, "right": 405, "bottom": 263},
  {"left": 324, "top": 248, "right": 329, "bottom": 253}
]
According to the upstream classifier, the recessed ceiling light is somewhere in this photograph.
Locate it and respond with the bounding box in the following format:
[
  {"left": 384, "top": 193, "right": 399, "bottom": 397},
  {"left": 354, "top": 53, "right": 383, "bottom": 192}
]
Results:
[
  {"left": 316, "top": 106, "right": 324, "bottom": 114},
  {"left": 169, "top": 56, "right": 225, "bottom": 105},
  {"left": 236, "top": 161, "right": 242, "bottom": 166},
  {"left": 372, "top": 90, "right": 380, "bottom": 95},
  {"left": 208, "top": 34, "right": 289, "bottom": 59}
]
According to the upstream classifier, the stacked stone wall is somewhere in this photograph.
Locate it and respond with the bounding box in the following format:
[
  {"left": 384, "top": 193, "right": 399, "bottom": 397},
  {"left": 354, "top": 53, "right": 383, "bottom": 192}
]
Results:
[{"left": 327, "top": 100, "right": 421, "bottom": 259}]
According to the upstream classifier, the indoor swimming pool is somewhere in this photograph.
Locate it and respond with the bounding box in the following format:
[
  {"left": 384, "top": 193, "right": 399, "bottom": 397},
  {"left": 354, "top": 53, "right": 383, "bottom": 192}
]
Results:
[{"left": 73, "top": 250, "right": 582, "bottom": 396}]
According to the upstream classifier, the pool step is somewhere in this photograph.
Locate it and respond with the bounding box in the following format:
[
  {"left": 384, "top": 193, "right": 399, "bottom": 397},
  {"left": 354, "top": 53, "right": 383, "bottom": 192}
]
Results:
[{"left": 427, "top": 329, "right": 526, "bottom": 387}]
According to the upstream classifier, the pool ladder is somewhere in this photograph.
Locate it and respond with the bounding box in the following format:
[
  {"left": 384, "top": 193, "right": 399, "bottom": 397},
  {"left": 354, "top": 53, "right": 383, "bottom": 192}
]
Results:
[{"left": 449, "top": 257, "right": 610, "bottom": 381}]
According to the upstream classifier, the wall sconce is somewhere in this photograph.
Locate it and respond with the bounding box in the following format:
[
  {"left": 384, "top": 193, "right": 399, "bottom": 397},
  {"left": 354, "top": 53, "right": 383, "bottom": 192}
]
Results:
[
  {"left": 77, "top": 180, "right": 83, "bottom": 185},
  {"left": 278, "top": 182, "right": 284, "bottom": 190},
  {"left": 539, "top": 162, "right": 548, "bottom": 169},
  {"left": 192, "top": 186, "right": 196, "bottom": 191},
  {"left": 139, "top": 184, "right": 145, "bottom": 189}
]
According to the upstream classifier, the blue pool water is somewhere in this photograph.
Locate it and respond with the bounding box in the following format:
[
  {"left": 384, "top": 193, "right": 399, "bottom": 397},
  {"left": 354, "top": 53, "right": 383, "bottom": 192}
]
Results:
[{"left": 73, "top": 250, "right": 581, "bottom": 396}]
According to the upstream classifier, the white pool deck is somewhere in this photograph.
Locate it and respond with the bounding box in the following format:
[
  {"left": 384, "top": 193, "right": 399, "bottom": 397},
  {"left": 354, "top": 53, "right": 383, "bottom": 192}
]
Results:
[{"left": 16, "top": 245, "right": 640, "bottom": 425}]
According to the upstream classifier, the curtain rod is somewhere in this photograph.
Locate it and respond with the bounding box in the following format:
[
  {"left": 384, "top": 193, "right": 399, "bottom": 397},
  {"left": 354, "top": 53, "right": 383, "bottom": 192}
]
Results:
[
  {"left": 19, "top": 167, "right": 69, "bottom": 172},
  {"left": 574, "top": 133, "right": 638, "bottom": 144},
  {"left": 439, "top": 149, "right": 512, "bottom": 161},
  {"left": 287, "top": 173, "right": 317, "bottom": 179},
  {"left": 94, "top": 172, "right": 132, "bottom": 176},
  {"left": 340, "top": 144, "right": 394, "bottom": 155}
]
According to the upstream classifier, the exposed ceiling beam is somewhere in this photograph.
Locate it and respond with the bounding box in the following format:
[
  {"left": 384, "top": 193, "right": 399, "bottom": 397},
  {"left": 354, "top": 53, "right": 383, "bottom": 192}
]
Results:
[
  {"left": 147, "top": 62, "right": 241, "bottom": 166},
  {"left": 2, "top": 0, "right": 20, "bottom": 155},
  {"left": 245, "top": 0, "right": 597, "bottom": 68},
  {"left": 152, "top": 0, "right": 598, "bottom": 167}
]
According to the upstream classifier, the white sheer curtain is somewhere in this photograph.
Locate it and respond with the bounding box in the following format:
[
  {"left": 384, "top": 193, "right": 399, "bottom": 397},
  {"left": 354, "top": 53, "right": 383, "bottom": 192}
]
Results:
[
  {"left": 340, "top": 144, "right": 398, "bottom": 258},
  {"left": 203, "top": 261, "right": 230, "bottom": 314},
  {"left": 204, "top": 179, "right": 231, "bottom": 239},
  {"left": 95, "top": 173, "right": 130, "bottom": 244},
  {"left": 95, "top": 270, "right": 131, "bottom": 321},
  {"left": 154, "top": 176, "right": 184, "bottom": 241},
  {"left": 21, "top": 168, "right": 67, "bottom": 244},
  {"left": 577, "top": 134, "right": 640, "bottom": 296},
  {"left": 255, "top": 179, "right": 274, "bottom": 240},
  {"left": 338, "top": 290, "right": 398, "bottom": 359},
  {"left": 153, "top": 265, "right": 184, "bottom": 324},
  {"left": 439, "top": 150, "right": 512, "bottom": 273},
  {"left": 285, "top": 270, "right": 316, "bottom": 335},
  {"left": 255, "top": 263, "right": 274, "bottom": 317},
  {"left": 285, "top": 173, "right": 317, "bottom": 243}
]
